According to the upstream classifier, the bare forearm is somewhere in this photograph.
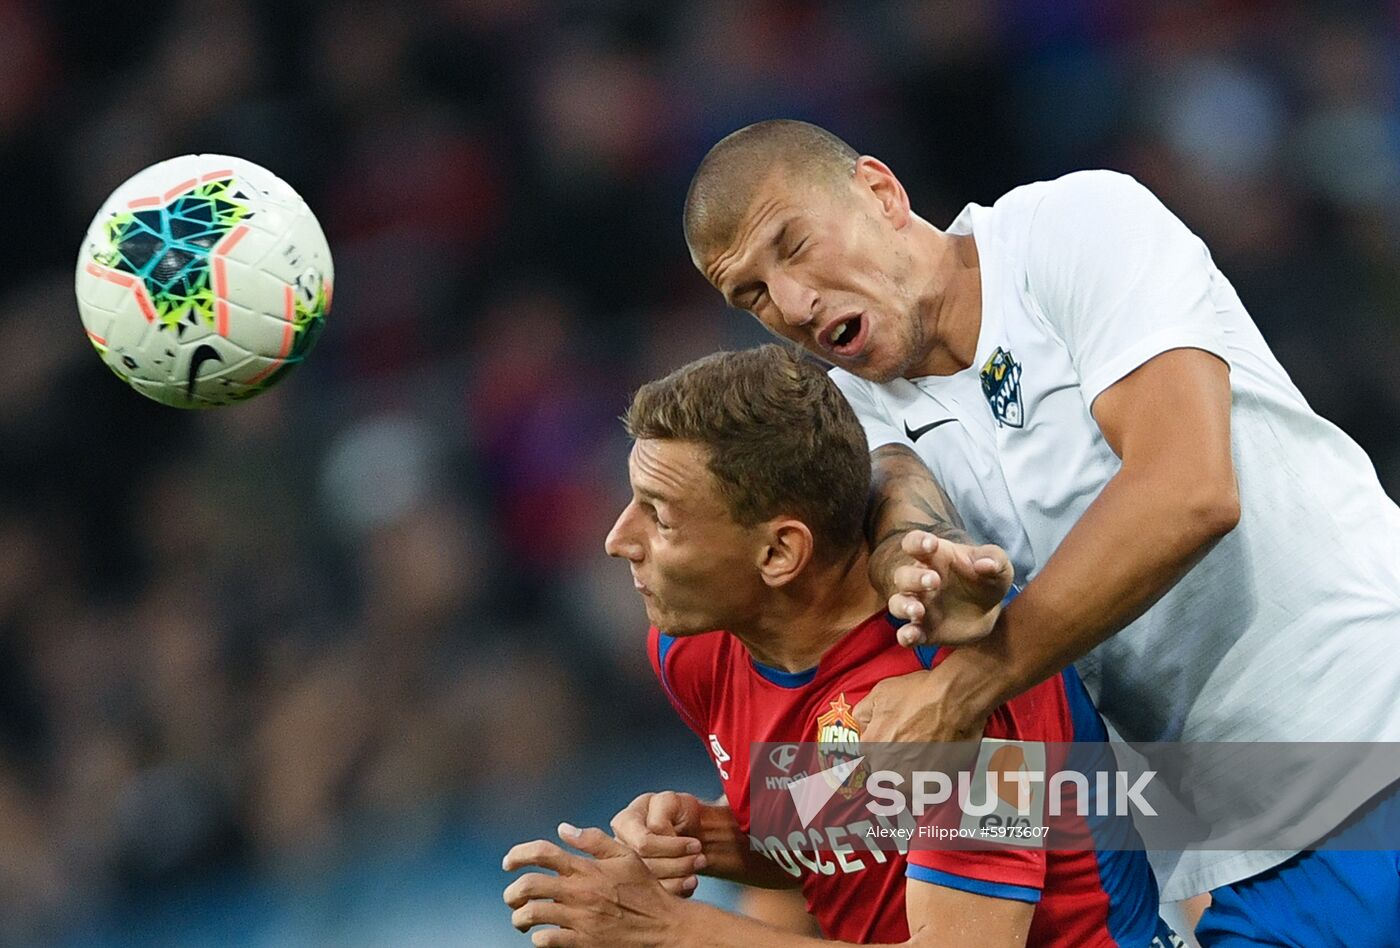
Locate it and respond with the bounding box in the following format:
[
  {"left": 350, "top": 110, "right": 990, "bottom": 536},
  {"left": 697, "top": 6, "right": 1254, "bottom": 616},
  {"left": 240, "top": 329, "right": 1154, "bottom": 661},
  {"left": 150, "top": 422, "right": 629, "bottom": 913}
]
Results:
[
  {"left": 867, "top": 445, "right": 973, "bottom": 591},
  {"left": 946, "top": 462, "right": 1237, "bottom": 716},
  {"left": 694, "top": 802, "right": 801, "bottom": 890},
  {"left": 670, "top": 899, "right": 860, "bottom": 948}
]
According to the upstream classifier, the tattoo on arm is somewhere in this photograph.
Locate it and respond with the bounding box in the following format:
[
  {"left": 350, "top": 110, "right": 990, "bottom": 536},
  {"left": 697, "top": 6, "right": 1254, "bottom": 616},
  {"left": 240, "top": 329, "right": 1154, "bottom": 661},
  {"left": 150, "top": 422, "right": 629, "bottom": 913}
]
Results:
[{"left": 865, "top": 444, "right": 973, "bottom": 553}]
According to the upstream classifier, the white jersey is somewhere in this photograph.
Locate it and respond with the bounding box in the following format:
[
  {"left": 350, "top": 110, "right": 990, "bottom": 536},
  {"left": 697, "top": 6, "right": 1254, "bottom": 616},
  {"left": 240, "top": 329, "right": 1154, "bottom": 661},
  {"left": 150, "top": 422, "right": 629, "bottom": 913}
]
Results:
[{"left": 832, "top": 170, "right": 1400, "bottom": 899}]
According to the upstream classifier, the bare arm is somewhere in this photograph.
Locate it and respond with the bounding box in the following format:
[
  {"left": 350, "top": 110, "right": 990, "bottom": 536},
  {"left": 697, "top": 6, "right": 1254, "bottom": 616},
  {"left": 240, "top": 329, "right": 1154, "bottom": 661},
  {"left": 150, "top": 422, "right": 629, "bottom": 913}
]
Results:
[
  {"left": 687, "top": 797, "right": 799, "bottom": 889},
  {"left": 947, "top": 348, "right": 1236, "bottom": 714},
  {"left": 866, "top": 443, "right": 972, "bottom": 578},
  {"left": 902, "top": 878, "right": 1033, "bottom": 948},
  {"left": 857, "top": 348, "right": 1239, "bottom": 741},
  {"left": 737, "top": 888, "right": 819, "bottom": 936},
  {"left": 867, "top": 444, "right": 1015, "bottom": 646},
  {"left": 665, "top": 900, "right": 849, "bottom": 947}
]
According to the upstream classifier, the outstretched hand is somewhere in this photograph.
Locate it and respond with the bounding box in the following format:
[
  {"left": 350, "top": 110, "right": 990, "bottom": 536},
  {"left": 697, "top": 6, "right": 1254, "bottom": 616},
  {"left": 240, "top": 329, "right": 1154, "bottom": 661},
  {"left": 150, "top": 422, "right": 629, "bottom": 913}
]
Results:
[
  {"left": 880, "top": 530, "right": 1013, "bottom": 647},
  {"left": 503, "top": 823, "right": 684, "bottom": 947}
]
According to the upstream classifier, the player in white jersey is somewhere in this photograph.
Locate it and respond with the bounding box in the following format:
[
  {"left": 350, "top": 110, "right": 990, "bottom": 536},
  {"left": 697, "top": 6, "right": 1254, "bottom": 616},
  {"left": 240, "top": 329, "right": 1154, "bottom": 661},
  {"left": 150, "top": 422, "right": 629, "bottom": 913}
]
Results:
[{"left": 682, "top": 120, "right": 1400, "bottom": 946}]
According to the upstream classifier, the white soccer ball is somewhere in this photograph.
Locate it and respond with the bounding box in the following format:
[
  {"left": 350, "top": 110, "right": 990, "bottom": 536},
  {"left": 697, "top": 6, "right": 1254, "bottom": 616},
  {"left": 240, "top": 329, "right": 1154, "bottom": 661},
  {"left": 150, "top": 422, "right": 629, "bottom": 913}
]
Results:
[{"left": 75, "top": 154, "right": 333, "bottom": 408}]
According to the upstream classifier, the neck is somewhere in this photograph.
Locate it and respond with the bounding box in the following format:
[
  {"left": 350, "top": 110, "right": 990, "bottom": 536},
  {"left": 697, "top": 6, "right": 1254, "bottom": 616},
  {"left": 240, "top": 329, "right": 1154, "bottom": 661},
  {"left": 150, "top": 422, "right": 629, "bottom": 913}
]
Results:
[
  {"left": 730, "top": 547, "right": 885, "bottom": 672},
  {"left": 910, "top": 227, "right": 981, "bottom": 378}
]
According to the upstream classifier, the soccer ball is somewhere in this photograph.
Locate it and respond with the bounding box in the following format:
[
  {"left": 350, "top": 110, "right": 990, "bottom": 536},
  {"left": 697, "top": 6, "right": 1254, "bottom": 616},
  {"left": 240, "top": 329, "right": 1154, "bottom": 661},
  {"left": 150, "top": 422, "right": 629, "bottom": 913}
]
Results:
[{"left": 75, "top": 154, "right": 332, "bottom": 408}]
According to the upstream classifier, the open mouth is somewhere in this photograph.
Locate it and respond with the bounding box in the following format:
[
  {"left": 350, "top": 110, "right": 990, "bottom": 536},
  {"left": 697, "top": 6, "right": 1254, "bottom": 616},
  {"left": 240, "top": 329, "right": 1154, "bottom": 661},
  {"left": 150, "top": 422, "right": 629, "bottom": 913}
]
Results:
[{"left": 823, "top": 313, "right": 866, "bottom": 357}]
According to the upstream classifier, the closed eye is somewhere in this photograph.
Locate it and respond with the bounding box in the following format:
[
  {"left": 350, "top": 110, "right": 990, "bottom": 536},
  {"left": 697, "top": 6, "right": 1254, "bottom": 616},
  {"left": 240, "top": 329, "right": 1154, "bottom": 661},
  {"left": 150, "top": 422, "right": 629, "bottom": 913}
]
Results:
[
  {"left": 640, "top": 501, "right": 672, "bottom": 530},
  {"left": 736, "top": 285, "right": 767, "bottom": 310}
]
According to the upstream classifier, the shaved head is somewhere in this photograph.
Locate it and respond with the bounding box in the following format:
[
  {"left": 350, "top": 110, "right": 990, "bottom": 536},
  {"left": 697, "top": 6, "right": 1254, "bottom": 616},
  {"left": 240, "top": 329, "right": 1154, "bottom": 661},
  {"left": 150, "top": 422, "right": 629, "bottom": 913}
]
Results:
[{"left": 684, "top": 120, "right": 859, "bottom": 264}]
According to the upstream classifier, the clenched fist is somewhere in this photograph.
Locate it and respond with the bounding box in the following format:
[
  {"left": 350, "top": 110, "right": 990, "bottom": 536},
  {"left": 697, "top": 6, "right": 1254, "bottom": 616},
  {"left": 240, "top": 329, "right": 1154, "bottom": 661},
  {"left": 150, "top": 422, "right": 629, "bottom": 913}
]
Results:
[{"left": 609, "top": 791, "right": 707, "bottom": 896}]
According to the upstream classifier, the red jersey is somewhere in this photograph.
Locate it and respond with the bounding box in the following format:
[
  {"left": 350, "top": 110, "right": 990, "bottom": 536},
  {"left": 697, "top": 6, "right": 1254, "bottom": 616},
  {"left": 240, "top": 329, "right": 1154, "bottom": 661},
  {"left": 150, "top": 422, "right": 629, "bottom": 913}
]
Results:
[{"left": 648, "top": 611, "right": 1174, "bottom": 946}]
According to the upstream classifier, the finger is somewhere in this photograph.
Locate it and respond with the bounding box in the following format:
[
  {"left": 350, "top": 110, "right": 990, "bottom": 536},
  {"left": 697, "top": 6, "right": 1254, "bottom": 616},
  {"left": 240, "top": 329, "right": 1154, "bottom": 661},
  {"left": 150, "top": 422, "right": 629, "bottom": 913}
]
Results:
[
  {"left": 611, "top": 792, "right": 653, "bottom": 825},
  {"left": 611, "top": 795, "right": 700, "bottom": 860},
  {"left": 512, "top": 900, "right": 579, "bottom": 933},
  {"left": 641, "top": 853, "right": 707, "bottom": 880},
  {"left": 889, "top": 593, "right": 926, "bottom": 624},
  {"left": 974, "top": 544, "right": 1011, "bottom": 572},
  {"left": 609, "top": 799, "right": 652, "bottom": 847},
  {"left": 853, "top": 692, "right": 874, "bottom": 728},
  {"left": 503, "top": 839, "right": 590, "bottom": 875},
  {"left": 652, "top": 790, "right": 702, "bottom": 836},
  {"left": 896, "top": 622, "right": 929, "bottom": 647},
  {"left": 661, "top": 875, "right": 700, "bottom": 897},
  {"left": 951, "top": 545, "right": 1012, "bottom": 582},
  {"left": 533, "top": 929, "right": 578, "bottom": 948},
  {"left": 646, "top": 791, "right": 684, "bottom": 834},
  {"left": 901, "top": 530, "right": 940, "bottom": 559},
  {"left": 893, "top": 564, "right": 941, "bottom": 595},
  {"left": 504, "top": 872, "right": 569, "bottom": 909},
  {"left": 634, "top": 833, "right": 703, "bottom": 859},
  {"left": 559, "top": 823, "right": 631, "bottom": 859},
  {"left": 860, "top": 718, "right": 889, "bottom": 744}
]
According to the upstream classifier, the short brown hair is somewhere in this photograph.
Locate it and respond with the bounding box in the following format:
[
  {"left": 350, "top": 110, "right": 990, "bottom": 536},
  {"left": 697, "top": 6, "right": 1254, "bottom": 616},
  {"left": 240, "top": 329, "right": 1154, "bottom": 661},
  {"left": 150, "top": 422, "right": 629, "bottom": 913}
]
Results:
[
  {"left": 624, "top": 344, "right": 870, "bottom": 560},
  {"left": 684, "top": 120, "right": 859, "bottom": 262}
]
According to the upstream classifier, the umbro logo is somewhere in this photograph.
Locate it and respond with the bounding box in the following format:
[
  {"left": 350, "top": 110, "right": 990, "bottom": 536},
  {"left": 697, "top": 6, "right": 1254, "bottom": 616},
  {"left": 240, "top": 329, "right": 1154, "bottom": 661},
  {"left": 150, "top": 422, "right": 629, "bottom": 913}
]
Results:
[{"left": 903, "top": 418, "right": 955, "bottom": 442}]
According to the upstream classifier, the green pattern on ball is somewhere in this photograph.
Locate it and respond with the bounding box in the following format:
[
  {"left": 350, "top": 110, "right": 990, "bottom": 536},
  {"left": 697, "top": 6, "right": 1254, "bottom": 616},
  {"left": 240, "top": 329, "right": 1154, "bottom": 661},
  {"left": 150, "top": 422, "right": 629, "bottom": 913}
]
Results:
[{"left": 93, "top": 178, "right": 250, "bottom": 333}]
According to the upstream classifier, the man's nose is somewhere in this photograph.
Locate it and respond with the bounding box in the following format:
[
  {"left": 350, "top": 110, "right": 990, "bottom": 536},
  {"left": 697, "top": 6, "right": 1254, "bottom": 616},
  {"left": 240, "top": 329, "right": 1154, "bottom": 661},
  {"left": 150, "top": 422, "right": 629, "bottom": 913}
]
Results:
[
  {"left": 769, "top": 272, "right": 818, "bottom": 328},
  {"left": 604, "top": 506, "right": 642, "bottom": 560}
]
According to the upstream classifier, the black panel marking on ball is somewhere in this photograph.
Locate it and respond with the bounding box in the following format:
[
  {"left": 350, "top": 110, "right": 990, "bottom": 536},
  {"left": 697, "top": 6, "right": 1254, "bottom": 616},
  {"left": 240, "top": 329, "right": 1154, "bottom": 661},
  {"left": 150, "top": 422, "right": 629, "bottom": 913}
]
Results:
[{"left": 186, "top": 344, "right": 223, "bottom": 398}]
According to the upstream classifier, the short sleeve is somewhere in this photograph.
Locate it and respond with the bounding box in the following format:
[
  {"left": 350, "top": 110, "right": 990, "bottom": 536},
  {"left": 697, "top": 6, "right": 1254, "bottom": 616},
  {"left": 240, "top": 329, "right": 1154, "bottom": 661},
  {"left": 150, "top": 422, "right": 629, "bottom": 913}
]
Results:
[
  {"left": 829, "top": 368, "right": 909, "bottom": 451},
  {"left": 1025, "top": 170, "right": 1231, "bottom": 409},
  {"left": 647, "top": 626, "right": 712, "bottom": 740},
  {"left": 899, "top": 672, "right": 1073, "bottom": 901},
  {"left": 907, "top": 843, "right": 1047, "bottom": 903}
]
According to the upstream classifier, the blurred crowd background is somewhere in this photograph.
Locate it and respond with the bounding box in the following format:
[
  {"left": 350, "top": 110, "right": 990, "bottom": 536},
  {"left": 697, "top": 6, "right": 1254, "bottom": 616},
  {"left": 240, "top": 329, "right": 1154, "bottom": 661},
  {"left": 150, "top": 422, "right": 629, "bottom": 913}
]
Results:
[{"left": 3, "top": 0, "right": 1400, "bottom": 944}]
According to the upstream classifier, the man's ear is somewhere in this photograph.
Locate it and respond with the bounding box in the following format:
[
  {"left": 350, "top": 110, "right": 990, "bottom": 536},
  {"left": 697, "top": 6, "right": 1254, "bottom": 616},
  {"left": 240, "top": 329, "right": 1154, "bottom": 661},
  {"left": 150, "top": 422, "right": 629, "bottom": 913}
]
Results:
[
  {"left": 757, "top": 518, "right": 814, "bottom": 588},
  {"left": 854, "top": 155, "right": 912, "bottom": 229}
]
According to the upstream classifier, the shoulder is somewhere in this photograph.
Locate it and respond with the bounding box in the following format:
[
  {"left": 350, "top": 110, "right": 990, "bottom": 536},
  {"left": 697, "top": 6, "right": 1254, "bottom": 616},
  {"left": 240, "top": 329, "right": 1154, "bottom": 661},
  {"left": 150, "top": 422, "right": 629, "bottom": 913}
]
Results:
[
  {"left": 650, "top": 626, "right": 732, "bottom": 684},
  {"left": 649, "top": 628, "right": 735, "bottom": 734},
  {"left": 972, "top": 170, "right": 1144, "bottom": 224},
  {"left": 1012, "top": 170, "right": 1189, "bottom": 300},
  {"left": 1017, "top": 169, "right": 1150, "bottom": 211},
  {"left": 1021, "top": 170, "right": 1171, "bottom": 242},
  {"left": 961, "top": 172, "right": 1157, "bottom": 284},
  {"left": 976, "top": 170, "right": 1156, "bottom": 237}
]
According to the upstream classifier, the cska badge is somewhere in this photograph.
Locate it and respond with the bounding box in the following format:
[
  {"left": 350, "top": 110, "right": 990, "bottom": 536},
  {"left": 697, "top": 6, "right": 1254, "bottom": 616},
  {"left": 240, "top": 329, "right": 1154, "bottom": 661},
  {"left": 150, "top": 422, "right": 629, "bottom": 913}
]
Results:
[{"left": 815, "top": 693, "right": 867, "bottom": 798}]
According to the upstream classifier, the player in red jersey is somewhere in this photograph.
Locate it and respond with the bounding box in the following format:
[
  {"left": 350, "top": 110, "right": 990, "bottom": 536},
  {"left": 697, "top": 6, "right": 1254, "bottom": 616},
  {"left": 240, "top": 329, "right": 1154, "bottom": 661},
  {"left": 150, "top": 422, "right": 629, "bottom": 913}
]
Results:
[{"left": 503, "top": 345, "right": 1179, "bottom": 946}]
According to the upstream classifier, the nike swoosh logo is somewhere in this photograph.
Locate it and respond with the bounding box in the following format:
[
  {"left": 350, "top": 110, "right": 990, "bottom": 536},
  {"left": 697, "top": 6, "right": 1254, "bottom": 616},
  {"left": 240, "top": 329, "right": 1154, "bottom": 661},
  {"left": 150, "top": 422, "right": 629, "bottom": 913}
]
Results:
[
  {"left": 904, "top": 418, "right": 956, "bottom": 441},
  {"left": 186, "top": 343, "right": 223, "bottom": 398}
]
